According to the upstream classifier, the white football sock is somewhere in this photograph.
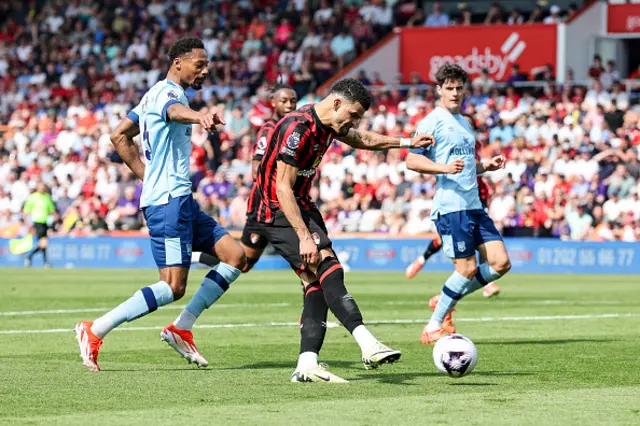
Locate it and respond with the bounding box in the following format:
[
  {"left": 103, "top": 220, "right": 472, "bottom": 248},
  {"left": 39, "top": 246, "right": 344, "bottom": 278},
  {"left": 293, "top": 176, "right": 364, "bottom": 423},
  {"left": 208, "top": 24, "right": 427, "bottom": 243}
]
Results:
[
  {"left": 91, "top": 316, "right": 115, "bottom": 339},
  {"left": 426, "top": 319, "right": 442, "bottom": 332},
  {"left": 352, "top": 325, "right": 378, "bottom": 352},
  {"left": 173, "top": 310, "right": 198, "bottom": 331},
  {"left": 296, "top": 352, "right": 318, "bottom": 372}
]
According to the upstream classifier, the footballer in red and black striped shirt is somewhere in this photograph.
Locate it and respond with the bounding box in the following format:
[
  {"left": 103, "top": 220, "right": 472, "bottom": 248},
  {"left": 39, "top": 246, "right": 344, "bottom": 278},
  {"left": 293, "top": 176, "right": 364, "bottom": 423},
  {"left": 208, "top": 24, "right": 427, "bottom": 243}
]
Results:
[
  {"left": 247, "top": 78, "right": 434, "bottom": 382},
  {"left": 195, "top": 84, "right": 297, "bottom": 273},
  {"left": 251, "top": 85, "right": 298, "bottom": 179}
]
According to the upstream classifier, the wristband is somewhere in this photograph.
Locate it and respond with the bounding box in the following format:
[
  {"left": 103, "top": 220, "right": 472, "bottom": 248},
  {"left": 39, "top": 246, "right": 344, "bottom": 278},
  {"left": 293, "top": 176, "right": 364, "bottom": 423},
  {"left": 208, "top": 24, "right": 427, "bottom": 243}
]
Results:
[{"left": 400, "top": 138, "right": 411, "bottom": 148}]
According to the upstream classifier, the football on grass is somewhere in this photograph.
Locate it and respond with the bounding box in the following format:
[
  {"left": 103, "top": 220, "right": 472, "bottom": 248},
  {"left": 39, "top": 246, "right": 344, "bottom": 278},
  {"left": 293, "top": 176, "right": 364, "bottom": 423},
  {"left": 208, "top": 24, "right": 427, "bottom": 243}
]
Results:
[{"left": 432, "top": 334, "right": 478, "bottom": 378}]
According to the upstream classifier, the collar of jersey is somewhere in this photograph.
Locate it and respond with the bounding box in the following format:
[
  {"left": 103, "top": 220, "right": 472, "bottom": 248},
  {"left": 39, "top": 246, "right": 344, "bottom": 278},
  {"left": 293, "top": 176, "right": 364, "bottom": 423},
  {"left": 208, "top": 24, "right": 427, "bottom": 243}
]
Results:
[
  {"left": 309, "top": 104, "right": 333, "bottom": 133},
  {"left": 165, "top": 79, "right": 184, "bottom": 92}
]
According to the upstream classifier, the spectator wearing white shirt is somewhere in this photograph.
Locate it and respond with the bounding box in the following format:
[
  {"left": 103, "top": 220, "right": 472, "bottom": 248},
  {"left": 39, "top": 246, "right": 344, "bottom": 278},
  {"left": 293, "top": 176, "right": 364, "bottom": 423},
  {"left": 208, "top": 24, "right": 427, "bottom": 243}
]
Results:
[
  {"left": 126, "top": 37, "right": 149, "bottom": 62},
  {"left": 472, "top": 68, "right": 495, "bottom": 94},
  {"left": 489, "top": 185, "right": 516, "bottom": 223},
  {"left": 602, "top": 192, "right": 621, "bottom": 222},
  {"left": 321, "top": 153, "right": 347, "bottom": 183},
  {"left": 319, "top": 176, "right": 342, "bottom": 202},
  {"left": 585, "top": 80, "right": 612, "bottom": 109},
  {"left": 543, "top": 5, "right": 562, "bottom": 24},
  {"left": 600, "top": 60, "right": 620, "bottom": 91},
  {"left": 610, "top": 81, "right": 629, "bottom": 110},
  {"left": 314, "top": 0, "right": 333, "bottom": 24}
]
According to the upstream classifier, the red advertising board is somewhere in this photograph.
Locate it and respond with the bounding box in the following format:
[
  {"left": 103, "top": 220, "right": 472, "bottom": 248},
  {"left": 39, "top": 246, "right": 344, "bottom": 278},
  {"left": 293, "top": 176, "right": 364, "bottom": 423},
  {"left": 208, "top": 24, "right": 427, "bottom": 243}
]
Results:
[
  {"left": 607, "top": 4, "right": 640, "bottom": 33},
  {"left": 399, "top": 25, "right": 557, "bottom": 83}
]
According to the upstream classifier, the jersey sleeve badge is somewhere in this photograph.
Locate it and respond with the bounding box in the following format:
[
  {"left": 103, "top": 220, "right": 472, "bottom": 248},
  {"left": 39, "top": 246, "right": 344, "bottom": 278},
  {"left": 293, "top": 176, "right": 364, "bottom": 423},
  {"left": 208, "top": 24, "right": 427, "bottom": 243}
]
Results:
[{"left": 287, "top": 132, "right": 301, "bottom": 149}]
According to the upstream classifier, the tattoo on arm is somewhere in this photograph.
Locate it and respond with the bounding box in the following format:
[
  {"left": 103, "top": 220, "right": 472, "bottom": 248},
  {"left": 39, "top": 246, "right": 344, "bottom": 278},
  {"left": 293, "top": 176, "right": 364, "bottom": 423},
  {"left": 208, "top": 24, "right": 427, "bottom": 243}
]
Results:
[{"left": 338, "top": 128, "right": 398, "bottom": 150}]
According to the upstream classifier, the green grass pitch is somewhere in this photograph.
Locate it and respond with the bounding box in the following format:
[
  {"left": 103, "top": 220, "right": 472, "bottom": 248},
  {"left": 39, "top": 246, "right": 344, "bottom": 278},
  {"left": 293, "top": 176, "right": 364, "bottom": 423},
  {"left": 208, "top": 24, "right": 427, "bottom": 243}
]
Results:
[{"left": 1, "top": 268, "right": 639, "bottom": 425}]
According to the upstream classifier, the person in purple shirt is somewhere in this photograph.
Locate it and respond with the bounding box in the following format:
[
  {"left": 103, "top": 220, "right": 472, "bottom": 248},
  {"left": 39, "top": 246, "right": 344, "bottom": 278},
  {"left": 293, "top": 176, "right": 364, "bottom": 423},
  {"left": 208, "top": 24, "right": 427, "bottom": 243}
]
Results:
[
  {"left": 114, "top": 186, "right": 141, "bottom": 230},
  {"left": 506, "top": 64, "right": 528, "bottom": 84}
]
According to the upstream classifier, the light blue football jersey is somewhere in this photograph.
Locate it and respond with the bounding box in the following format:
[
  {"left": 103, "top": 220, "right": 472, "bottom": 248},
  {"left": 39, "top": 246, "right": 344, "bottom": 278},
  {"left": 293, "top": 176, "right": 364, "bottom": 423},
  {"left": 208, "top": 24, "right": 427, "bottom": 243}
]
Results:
[
  {"left": 410, "top": 107, "right": 482, "bottom": 219},
  {"left": 127, "top": 79, "right": 193, "bottom": 208}
]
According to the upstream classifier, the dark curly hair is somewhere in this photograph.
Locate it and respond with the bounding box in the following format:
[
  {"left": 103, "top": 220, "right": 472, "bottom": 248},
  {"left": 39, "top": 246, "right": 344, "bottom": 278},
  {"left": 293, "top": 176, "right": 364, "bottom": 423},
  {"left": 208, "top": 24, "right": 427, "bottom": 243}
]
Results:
[
  {"left": 168, "top": 37, "right": 205, "bottom": 61},
  {"left": 435, "top": 63, "right": 468, "bottom": 86},
  {"left": 330, "top": 78, "right": 372, "bottom": 111}
]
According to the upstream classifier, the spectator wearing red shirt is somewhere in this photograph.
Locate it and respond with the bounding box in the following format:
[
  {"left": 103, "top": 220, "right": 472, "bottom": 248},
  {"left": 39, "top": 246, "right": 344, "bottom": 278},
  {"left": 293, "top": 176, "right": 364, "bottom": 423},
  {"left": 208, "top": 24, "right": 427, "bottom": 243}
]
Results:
[{"left": 588, "top": 55, "right": 604, "bottom": 79}]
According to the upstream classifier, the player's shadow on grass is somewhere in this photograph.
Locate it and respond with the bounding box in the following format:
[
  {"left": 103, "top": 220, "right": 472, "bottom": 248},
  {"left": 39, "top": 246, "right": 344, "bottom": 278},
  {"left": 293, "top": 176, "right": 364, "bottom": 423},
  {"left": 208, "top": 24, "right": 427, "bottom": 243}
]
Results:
[
  {"left": 351, "top": 370, "right": 531, "bottom": 385},
  {"left": 222, "top": 360, "right": 357, "bottom": 371},
  {"left": 479, "top": 338, "right": 616, "bottom": 346}
]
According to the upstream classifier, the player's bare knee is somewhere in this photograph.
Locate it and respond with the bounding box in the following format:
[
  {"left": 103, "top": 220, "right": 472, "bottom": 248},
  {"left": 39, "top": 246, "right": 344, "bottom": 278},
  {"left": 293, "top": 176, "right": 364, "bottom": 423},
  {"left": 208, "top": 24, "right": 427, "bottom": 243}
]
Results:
[
  {"left": 229, "top": 251, "right": 247, "bottom": 271},
  {"left": 241, "top": 257, "right": 257, "bottom": 273},
  {"left": 457, "top": 264, "right": 477, "bottom": 280},
  {"left": 493, "top": 257, "right": 511, "bottom": 275},
  {"left": 167, "top": 281, "right": 187, "bottom": 300}
]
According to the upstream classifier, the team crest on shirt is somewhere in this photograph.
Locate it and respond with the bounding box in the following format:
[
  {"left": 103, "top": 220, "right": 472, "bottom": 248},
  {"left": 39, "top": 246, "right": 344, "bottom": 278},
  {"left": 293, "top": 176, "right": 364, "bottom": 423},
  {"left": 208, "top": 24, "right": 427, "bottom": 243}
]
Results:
[
  {"left": 167, "top": 90, "right": 179, "bottom": 100},
  {"left": 311, "top": 232, "right": 320, "bottom": 245},
  {"left": 250, "top": 234, "right": 261, "bottom": 244},
  {"left": 457, "top": 241, "right": 466, "bottom": 253},
  {"left": 312, "top": 156, "right": 322, "bottom": 168},
  {"left": 287, "top": 132, "right": 301, "bottom": 149}
]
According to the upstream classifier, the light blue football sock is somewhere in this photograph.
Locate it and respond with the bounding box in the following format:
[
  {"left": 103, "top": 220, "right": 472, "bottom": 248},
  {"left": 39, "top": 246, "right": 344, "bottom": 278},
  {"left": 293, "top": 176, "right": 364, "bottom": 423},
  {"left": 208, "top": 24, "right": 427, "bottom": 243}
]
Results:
[
  {"left": 431, "top": 271, "right": 471, "bottom": 324},
  {"left": 461, "top": 263, "right": 503, "bottom": 296},
  {"left": 184, "top": 262, "right": 241, "bottom": 318},
  {"left": 91, "top": 281, "right": 174, "bottom": 338}
]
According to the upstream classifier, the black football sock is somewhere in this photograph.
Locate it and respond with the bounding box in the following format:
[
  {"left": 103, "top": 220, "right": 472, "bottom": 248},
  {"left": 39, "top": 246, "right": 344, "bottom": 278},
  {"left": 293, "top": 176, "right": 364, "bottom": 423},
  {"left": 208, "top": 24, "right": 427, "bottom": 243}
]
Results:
[
  {"left": 317, "top": 257, "right": 363, "bottom": 334},
  {"left": 299, "top": 281, "right": 328, "bottom": 355}
]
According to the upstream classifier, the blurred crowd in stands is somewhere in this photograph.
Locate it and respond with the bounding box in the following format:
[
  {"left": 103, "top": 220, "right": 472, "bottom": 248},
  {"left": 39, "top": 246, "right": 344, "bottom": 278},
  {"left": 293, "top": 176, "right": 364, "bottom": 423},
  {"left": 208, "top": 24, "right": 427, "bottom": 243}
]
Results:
[{"left": 2, "top": 0, "right": 640, "bottom": 242}]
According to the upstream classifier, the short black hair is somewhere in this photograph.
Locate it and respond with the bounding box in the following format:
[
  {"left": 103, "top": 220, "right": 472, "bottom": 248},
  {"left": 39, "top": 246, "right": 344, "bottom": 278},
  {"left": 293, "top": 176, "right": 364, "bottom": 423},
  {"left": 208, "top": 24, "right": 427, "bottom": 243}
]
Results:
[
  {"left": 168, "top": 37, "right": 205, "bottom": 61},
  {"left": 435, "top": 63, "right": 468, "bottom": 86},
  {"left": 272, "top": 83, "right": 295, "bottom": 95},
  {"left": 330, "top": 78, "right": 372, "bottom": 111}
]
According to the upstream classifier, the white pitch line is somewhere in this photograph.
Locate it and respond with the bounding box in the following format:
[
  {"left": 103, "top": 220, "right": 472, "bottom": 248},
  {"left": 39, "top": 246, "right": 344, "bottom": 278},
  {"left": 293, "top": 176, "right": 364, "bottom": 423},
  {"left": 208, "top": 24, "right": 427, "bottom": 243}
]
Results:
[
  {"left": 0, "top": 313, "right": 638, "bottom": 335},
  {"left": 0, "top": 300, "right": 631, "bottom": 317}
]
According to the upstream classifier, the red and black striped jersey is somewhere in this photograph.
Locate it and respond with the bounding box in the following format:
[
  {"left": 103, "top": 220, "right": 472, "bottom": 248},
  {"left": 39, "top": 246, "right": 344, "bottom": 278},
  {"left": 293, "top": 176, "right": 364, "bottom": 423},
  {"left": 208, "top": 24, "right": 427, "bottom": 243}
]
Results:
[
  {"left": 252, "top": 118, "right": 278, "bottom": 162},
  {"left": 475, "top": 140, "right": 490, "bottom": 206},
  {"left": 251, "top": 104, "right": 335, "bottom": 223},
  {"left": 247, "top": 118, "right": 278, "bottom": 216}
]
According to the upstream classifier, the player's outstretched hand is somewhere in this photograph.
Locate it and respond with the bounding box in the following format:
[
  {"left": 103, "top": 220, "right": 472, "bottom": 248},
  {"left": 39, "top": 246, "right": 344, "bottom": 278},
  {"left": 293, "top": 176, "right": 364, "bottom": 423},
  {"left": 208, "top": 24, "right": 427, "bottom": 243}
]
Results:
[
  {"left": 445, "top": 160, "right": 465, "bottom": 174},
  {"left": 484, "top": 155, "right": 506, "bottom": 172},
  {"left": 300, "top": 236, "right": 319, "bottom": 266},
  {"left": 411, "top": 134, "right": 435, "bottom": 149},
  {"left": 198, "top": 110, "right": 225, "bottom": 133}
]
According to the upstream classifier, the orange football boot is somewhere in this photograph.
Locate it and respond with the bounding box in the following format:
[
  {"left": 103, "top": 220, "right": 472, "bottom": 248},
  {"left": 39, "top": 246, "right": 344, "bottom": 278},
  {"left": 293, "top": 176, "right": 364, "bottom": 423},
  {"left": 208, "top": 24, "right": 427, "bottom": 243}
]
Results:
[
  {"left": 428, "top": 294, "right": 456, "bottom": 334},
  {"left": 405, "top": 258, "right": 425, "bottom": 279},
  {"left": 75, "top": 321, "right": 103, "bottom": 372},
  {"left": 161, "top": 324, "right": 209, "bottom": 367}
]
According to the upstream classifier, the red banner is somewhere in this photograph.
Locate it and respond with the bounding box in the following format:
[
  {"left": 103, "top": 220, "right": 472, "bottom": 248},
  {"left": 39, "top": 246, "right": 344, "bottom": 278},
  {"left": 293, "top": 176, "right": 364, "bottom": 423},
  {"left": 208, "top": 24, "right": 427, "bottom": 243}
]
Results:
[
  {"left": 607, "top": 4, "right": 640, "bottom": 33},
  {"left": 399, "top": 25, "right": 557, "bottom": 83}
]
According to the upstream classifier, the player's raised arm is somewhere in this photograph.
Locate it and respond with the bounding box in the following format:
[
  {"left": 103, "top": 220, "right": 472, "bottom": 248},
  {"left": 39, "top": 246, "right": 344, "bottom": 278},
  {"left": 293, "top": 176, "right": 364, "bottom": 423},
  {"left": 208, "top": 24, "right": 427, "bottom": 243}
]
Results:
[
  {"left": 337, "top": 128, "right": 435, "bottom": 151},
  {"left": 406, "top": 152, "right": 464, "bottom": 175},
  {"left": 110, "top": 116, "right": 145, "bottom": 180},
  {"left": 275, "top": 161, "right": 318, "bottom": 265}
]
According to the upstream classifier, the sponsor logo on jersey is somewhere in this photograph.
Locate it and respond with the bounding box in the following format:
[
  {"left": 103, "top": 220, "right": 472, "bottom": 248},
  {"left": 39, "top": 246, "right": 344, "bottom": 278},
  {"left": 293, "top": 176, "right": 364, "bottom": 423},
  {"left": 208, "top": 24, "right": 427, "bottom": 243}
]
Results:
[
  {"left": 297, "top": 168, "right": 316, "bottom": 177},
  {"left": 258, "top": 136, "right": 267, "bottom": 150},
  {"left": 167, "top": 90, "right": 179, "bottom": 100}
]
